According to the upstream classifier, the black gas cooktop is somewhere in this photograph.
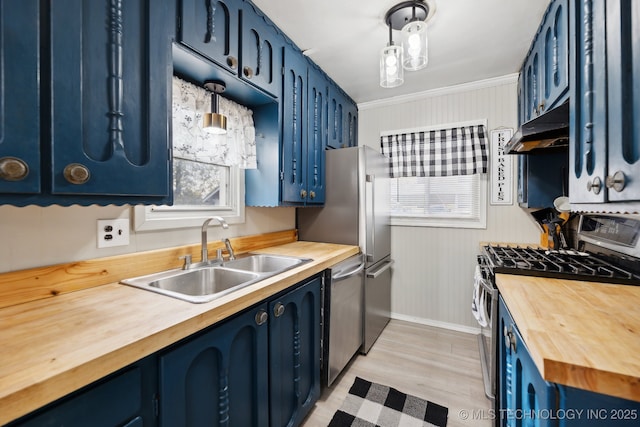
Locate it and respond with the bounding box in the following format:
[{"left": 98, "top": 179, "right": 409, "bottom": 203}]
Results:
[{"left": 482, "top": 244, "right": 640, "bottom": 285}]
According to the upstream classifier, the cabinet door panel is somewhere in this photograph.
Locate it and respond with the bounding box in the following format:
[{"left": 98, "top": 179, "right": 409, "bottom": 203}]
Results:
[
  {"left": 269, "top": 277, "right": 322, "bottom": 427},
  {"left": 159, "top": 304, "right": 269, "bottom": 427},
  {"left": 327, "top": 88, "right": 345, "bottom": 149},
  {"left": 542, "top": 0, "right": 569, "bottom": 110},
  {"left": 240, "top": 5, "right": 283, "bottom": 97},
  {"left": 49, "top": 0, "right": 171, "bottom": 198},
  {"left": 0, "top": 0, "right": 41, "bottom": 194},
  {"left": 606, "top": 0, "right": 640, "bottom": 202},
  {"left": 179, "top": 0, "right": 239, "bottom": 74},
  {"left": 569, "top": 0, "right": 608, "bottom": 203},
  {"left": 306, "top": 66, "right": 327, "bottom": 204},
  {"left": 282, "top": 49, "right": 307, "bottom": 204}
]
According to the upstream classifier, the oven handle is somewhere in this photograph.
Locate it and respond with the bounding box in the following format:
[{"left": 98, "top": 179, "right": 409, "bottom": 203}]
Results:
[{"left": 478, "top": 277, "right": 498, "bottom": 298}]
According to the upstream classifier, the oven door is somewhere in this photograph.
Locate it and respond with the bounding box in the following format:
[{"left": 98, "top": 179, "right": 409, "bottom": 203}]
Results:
[{"left": 474, "top": 255, "right": 498, "bottom": 402}]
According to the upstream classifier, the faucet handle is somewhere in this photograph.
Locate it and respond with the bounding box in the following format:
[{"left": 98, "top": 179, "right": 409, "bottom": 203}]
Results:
[{"left": 179, "top": 254, "right": 192, "bottom": 270}]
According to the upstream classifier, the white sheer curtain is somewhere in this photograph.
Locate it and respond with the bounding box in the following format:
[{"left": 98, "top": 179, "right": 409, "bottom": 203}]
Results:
[{"left": 172, "top": 76, "right": 257, "bottom": 169}]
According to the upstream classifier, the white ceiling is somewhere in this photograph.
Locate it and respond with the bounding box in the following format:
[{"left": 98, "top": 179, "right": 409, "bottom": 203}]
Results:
[{"left": 251, "top": 0, "right": 551, "bottom": 104}]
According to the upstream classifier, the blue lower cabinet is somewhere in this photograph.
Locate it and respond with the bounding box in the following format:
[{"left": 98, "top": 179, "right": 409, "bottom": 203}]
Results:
[
  {"left": 268, "top": 276, "right": 322, "bottom": 427},
  {"left": 158, "top": 275, "right": 322, "bottom": 427},
  {"left": 558, "top": 385, "right": 640, "bottom": 427},
  {"left": 159, "top": 303, "right": 270, "bottom": 427},
  {"left": 499, "top": 296, "right": 558, "bottom": 427},
  {"left": 7, "top": 356, "right": 157, "bottom": 427}
]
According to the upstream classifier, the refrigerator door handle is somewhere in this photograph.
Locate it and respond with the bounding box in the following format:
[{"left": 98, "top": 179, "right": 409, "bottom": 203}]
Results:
[
  {"left": 365, "top": 174, "right": 375, "bottom": 262},
  {"left": 366, "top": 259, "right": 394, "bottom": 279}
]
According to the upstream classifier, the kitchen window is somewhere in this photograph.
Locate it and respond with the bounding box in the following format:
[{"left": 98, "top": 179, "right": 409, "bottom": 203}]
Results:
[
  {"left": 134, "top": 77, "right": 256, "bottom": 231},
  {"left": 381, "top": 121, "right": 488, "bottom": 229}
]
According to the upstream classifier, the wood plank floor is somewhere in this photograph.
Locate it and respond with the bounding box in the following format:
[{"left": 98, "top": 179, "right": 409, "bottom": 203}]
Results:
[{"left": 301, "top": 319, "right": 494, "bottom": 427}]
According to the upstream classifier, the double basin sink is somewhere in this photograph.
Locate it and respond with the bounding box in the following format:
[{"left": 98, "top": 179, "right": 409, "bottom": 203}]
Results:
[{"left": 121, "top": 254, "right": 312, "bottom": 303}]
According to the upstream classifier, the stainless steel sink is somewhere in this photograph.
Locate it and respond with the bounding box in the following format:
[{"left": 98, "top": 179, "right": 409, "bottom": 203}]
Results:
[
  {"left": 121, "top": 254, "right": 312, "bottom": 303},
  {"left": 223, "top": 254, "right": 311, "bottom": 273}
]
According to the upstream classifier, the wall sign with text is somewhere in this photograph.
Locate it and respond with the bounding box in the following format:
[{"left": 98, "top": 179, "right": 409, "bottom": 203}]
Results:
[{"left": 490, "top": 129, "right": 513, "bottom": 205}]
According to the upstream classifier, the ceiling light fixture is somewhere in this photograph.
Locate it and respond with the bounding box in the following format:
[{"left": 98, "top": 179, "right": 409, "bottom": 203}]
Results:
[
  {"left": 381, "top": 0, "right": 435, "bottom": 88},
  {"left": 203, "top": 81, "right": 227, "bottom": 134}
]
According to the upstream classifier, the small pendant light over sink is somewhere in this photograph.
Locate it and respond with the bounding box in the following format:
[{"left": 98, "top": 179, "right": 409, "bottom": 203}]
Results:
[
  {"left": 380, "top": 0, "right": 435, "bottom": 88},
  {"left": 203, "top": 81, "right": 227, "bottom": 134}
]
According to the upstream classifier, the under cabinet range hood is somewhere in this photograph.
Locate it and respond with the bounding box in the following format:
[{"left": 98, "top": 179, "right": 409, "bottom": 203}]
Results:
[{"left": 505, "top": 100, "right": 569, "bottom": 154}]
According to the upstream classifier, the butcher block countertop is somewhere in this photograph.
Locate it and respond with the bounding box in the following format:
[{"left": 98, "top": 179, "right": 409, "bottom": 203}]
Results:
[
  {"left": 0, "top": 240, "right": 359, "bottom": 425},
  {"left": 496, "top": 273, "right": 640, "bottom": 403}
]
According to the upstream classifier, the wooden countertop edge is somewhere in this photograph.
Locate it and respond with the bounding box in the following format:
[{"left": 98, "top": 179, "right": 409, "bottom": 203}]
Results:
[
  {"left": 544, "top": 359, "right": 640, "bottom": 402},
  {"left": 0, "top": 242, "right": 359, "bottom": 425}
]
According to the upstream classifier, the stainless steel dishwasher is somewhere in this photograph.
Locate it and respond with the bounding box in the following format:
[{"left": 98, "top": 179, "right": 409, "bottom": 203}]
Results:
[{"left": 322, "top": 253, "right": 365, "bottom": 386}]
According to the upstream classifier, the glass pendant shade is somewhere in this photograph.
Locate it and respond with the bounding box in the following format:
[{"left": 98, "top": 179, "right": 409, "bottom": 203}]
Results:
[
  {"left": 401, "top": 20, "right": 428, "bottom": 71},
  {"left": 380, "top": 44, "right": 404, "bottom": 88}
]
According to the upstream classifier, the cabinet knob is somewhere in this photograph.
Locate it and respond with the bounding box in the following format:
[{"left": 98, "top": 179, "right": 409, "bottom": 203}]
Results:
[
  {"left": 227, "top": 56, "right": 238, "bottom": 70},
  {"left": 273, "top": 302, "right": 285, "bottom": 318},
  {"left": 309, "top": 190, "right": 315, "bottom": 199},
  {"left": 586, "top": 177, "right": 602, "bottom": 195},
  {"left": 503, "top": 325, "right": 517, "bottom": 352},
  {"left": 63, "top": 163, "right": 91, "bottom": 185},
  {"left": 300, "top": 189, "right": 307, "bottom": 199},
  {"left": 605, "top": 171, "right": 626, "bottom": 192},
  {"left": 0, "top": 157, "right": 29, "bottom": 181},
  {"left": 255, "top": 310, "right": 268, "bottom": 326},
  {"left": 243, "top": 66, "right": 254, "bottom": 79}
]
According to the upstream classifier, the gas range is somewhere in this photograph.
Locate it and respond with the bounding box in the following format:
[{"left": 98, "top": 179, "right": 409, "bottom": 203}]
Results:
[{"left": 482, "top": 214, "right": 640, "bottom": 286}]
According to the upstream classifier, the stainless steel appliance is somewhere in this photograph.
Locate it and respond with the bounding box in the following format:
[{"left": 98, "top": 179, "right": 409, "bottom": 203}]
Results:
[
  {"left": 474, "top": 214, "right": 640, "bottom": 406},
  {"left": 298, "top": 146, "right": 393, "bottom": 355},
  {"left": 322, "top": 254, "right": 365, "bottom": 386}
]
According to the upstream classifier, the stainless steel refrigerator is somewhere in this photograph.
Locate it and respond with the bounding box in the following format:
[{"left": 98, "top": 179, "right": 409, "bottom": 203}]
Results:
[{"left": 297, "top": 146, "right": 393, "bottom": 354}]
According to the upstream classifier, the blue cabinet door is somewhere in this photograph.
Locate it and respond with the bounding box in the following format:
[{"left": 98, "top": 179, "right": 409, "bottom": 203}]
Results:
[
  {"left": 605, "top": 0, "right": 640, "bottom": 202},
  {"left": 0, "top": 0, "right": 41, "bottom": 194},
  {"left": 499, "top": 297, "right": 558, "bottom": 427},
  {"left": 240, "top": 3, "right": 284, "bottom": 97},
  {"left": 306, "top": 65, "right": 328, "bottom": 204},
  {"left": 327, "top": 87, "right": 345, "bottom": 149},
  {"left": 282, "top": 48, "right": 308, "bottom": 204},
  {"left": 569, "top": 0, "right": 608, "bottom": 203},
  {"left": 178, "top": 0, "right": 240, "bottom": 75},
  {"left": 159, "top": 303, "right": 269, "bottom": 427},
  {"left": 48, "top": 0, "right": 171, "bottom": 201},
  {"left": 269, "top": 276, "right": 322, "bottom": 427},
  {"left": 8, "top": 357, "right": 157, "bottom": 427},
  {"left": 541, "top": 0, "right": 569, "bottom": 112},
  {"left": 344, "top": 99, "right": 358, "bottom": 148},
  {"left": 558, "top": 384, "right": 640, "bottom": 426},
  {"left": 522, "top": 46, "right": 541, "bottom": 123}
]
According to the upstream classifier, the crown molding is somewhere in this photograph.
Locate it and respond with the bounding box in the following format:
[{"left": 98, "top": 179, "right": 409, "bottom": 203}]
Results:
[{"left": 358, "top": 73, "right": 519, "bottom": 111}]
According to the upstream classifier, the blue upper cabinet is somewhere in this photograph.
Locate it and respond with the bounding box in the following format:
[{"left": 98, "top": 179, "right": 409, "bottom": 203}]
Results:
[
  {"left": 569, "top": 0, "right": 640, "bottom": 206},
  {"left": 48, "top": 0, "right": 172, "bottom": 201},
  {"left": 240, "top": 3, "right": 284, "bottom": 97},
  {"left": 0, "top": 0, "right": 173, "bottom": 206},
  {"left": 281, "top": 47, "right": 308, "bottom": 204},
  {"left": 0, "top": 0, "right": 40, "bottom": 195},
  {"left": 520, "top": 0, "right": 569, "bottom": 124},
  {"left": 306, "top": 64, "right": 328, "bottom": 204},
  {"left": 178, "top": 0, "right": 241, "bottom": 76}
]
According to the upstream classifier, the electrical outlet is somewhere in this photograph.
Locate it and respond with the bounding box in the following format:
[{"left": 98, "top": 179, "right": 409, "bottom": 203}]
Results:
[{"left": 97, "top": 219, "right": 130, "bottom": 248}]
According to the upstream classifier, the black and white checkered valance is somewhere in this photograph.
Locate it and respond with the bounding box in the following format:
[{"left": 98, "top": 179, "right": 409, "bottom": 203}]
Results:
[{"left": 380, "top": 125, "right": 488, "bottom": 178}]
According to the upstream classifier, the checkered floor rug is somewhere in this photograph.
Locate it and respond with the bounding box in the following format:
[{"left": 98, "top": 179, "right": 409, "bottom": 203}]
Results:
[{"left": 328, "top": 377, "right": 448, "bottom": 427}]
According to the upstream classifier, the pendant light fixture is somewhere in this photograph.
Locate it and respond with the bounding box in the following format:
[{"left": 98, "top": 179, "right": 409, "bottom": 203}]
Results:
[
  {"left": 203, "top": 81, "right": 227, "bottom": 134},
  {"left": 380, "top": 0, "right": 435, "bottom": 88},
  {"left": 380, "top": 24, "right": 404, "bottom": 88}
]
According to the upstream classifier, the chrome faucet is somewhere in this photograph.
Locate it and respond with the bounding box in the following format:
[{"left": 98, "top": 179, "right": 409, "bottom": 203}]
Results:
[
  {"left": 223, "top": 238, "right": 236, "bottom": 260},
  {"left": 201, "top": 216, "right": 229, "bottom": 263}
]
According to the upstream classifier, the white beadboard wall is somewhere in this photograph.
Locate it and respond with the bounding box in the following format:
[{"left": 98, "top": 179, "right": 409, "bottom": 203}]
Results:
[{"left": 359, "top": 75, "right": 541, "bottom": 332}]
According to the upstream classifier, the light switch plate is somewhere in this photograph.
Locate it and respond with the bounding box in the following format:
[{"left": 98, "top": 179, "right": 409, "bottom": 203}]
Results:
[{"left": 97, "top": 219, "right": 130, "bottom": 248}]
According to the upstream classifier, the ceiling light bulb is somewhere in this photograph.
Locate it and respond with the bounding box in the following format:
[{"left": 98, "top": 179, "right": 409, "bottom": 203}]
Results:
[{"left": 385, "top": 55, "right": 397, "bottom": 67}]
